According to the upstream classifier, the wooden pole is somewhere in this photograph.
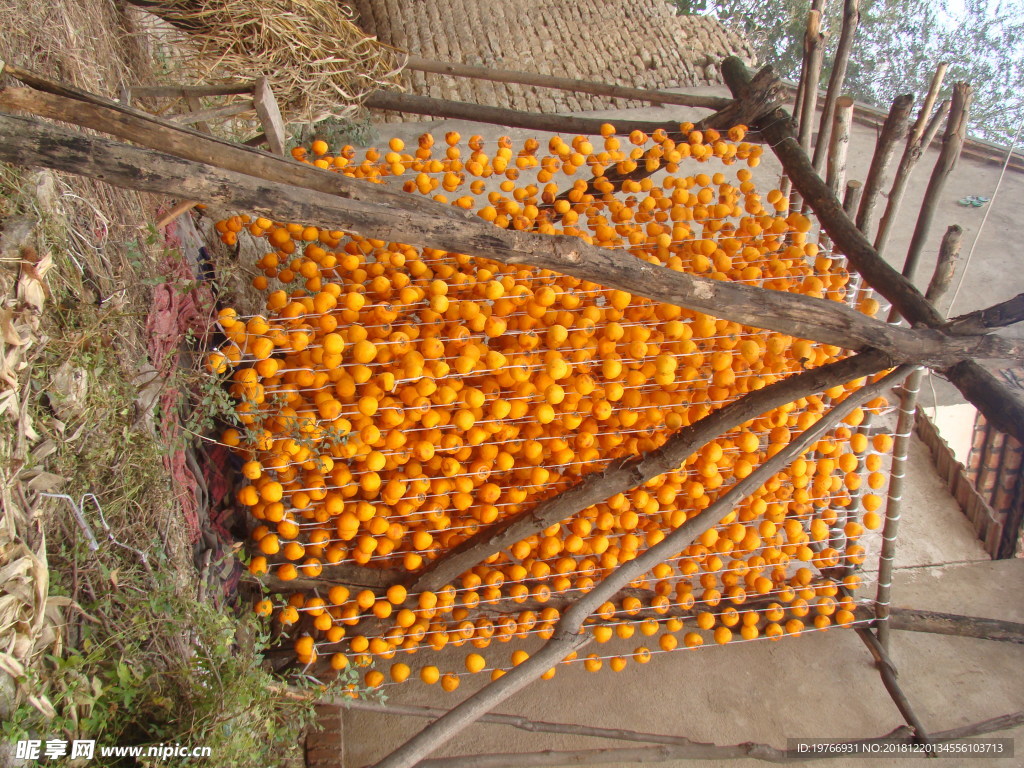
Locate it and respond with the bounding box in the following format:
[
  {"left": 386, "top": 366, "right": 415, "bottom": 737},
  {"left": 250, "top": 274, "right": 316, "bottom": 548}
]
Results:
[
  {"left": 875, "top": 225, "right": 961, "bottom": 649},
  {"left": 785, "top": 9, "right": 826, "bottom": 206},
  {"left": 856, "top": 628, "right": 933, "bottom": 743},
  {"left": 363, "top": 90, "right": 690, "bottom": 137},
  {"left": 816, "top": 103, "right": 855, "bottom": 251},
  {"left": 826, "top": 96, "right": 855, "bottom": 195},
  {"left": 874, "top": 95, "right": 950, "bottom": 257},
  {"left": 854, "top": 92, "right": 914, "bottom": 238},
  {"left": 798, "top": 10, "right": 825, "bottom": 155},
  {"left": 401, "top": 54, "right": 732, "bottom": 111},
  {"left": 898, "top": 83, "right": 972, "bottom": 284},
  {"left": 909, "top": 63, "right": 950, "bottom": 148},
  {"left": 812, "top": 0, "right": 861, "bottom": 174}
]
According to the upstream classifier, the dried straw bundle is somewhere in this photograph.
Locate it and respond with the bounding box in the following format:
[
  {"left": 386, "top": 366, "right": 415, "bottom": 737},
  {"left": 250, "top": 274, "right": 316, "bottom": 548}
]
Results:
[{"left": 130, "top": 0, "right": 402, "bottom": 122}]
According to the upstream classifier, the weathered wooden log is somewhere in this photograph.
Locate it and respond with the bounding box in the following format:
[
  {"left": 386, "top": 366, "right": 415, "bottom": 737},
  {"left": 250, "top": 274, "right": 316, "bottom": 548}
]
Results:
[
  {"left": 1, "top": 104, "right": 984, "bottom": 366},
  {"left": 402, "top": 54, "right": 732, "bottom": 110},
  {"left": 946, "top": 292, "right": 1024, "bottom": 335},
  {"left": 855, "top": 93, "right": 914, "bottom": 238}
]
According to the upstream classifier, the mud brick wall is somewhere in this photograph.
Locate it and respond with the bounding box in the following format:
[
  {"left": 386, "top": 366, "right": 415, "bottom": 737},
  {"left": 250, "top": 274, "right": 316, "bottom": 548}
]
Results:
[{"left": 351, "top": 0, "right": 756, "bottom": 119}]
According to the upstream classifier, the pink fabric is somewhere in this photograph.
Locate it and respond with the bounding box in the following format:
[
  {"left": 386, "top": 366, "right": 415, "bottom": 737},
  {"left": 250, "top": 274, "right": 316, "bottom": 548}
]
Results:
[{"left": 144, "top": 217, "right": 216, "bottom": 544}]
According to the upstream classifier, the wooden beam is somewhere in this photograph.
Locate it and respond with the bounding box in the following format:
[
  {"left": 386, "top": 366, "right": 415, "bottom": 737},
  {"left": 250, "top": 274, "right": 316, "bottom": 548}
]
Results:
[
  {"left": 129, "top": 82, "right": 255, "bottom": 99},
  {"left": 171, "top": 98, "right": 254, "bottom": 125}
]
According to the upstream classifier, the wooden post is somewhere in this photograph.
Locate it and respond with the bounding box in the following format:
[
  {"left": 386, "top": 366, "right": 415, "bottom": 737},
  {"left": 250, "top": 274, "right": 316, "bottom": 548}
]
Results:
[
  {"left": 253, "top": 76, "right": 288, "bottom": 156},
  {"left": 785, "top": 9, "right": 825, "bottom": 206},
  {"left": 887, "top": 607, "right": 1024, "bottom": 644},
  {"left": 798, "top": 10, "right": 825, "bottom": 155}
]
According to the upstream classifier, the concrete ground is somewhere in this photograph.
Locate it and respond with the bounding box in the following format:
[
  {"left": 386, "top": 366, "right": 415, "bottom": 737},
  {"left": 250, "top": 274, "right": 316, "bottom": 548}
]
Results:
[{"left": 338, "top": 93, "right": 1024, "bottom": 767}]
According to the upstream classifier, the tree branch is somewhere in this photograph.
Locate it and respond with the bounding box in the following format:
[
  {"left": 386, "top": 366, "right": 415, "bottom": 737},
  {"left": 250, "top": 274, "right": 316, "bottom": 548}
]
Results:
[
  {"left": 369, "top": 366, "right": 909, "bottom": 768},
  {"left": 946, "top": 293, "right": 1024, "bottom": 335}
]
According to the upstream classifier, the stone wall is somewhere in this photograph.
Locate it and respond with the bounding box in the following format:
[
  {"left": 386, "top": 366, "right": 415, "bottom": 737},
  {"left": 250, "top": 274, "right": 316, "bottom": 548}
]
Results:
[{"left": 350, "top": 0, "right": 756, "bottom": 118}]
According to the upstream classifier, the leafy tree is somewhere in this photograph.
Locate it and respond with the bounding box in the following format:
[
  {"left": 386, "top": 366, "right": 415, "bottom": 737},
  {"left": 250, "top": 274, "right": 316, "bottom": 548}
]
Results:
[{"left": 672, "top": 0, "right": 1024, "bottom": 144}]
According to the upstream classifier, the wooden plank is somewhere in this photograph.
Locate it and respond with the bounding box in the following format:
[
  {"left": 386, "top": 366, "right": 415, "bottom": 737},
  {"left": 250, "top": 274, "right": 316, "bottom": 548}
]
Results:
[{"left": 252, "top": 77, "right": 287, "bottom": 156}]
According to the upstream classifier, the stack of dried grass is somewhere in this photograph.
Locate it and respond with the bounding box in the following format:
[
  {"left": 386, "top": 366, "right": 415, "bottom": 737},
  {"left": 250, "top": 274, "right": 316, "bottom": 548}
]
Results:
[{"left": 128, "top": 0, "right": 403, "bottom": 122}]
